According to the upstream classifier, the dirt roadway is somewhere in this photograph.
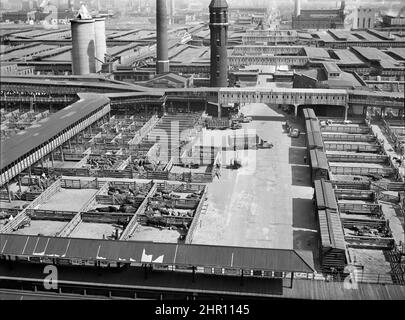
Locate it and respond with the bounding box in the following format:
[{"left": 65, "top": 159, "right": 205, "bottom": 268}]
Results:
[{"left": 192, "top": 103, "right": 319, "bottom": 269}]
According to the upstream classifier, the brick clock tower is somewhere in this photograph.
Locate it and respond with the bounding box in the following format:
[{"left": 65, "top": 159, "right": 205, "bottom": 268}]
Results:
[{"left": 209, "top": 0, "right": 229, "bottom": 87}]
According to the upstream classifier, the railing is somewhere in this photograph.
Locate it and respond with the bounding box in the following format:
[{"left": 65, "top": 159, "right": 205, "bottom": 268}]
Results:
[
  {"left": 326, "top": 153, "right": 388, "bottom": 163},
  {"left": 185, "top": 186, "right": 208, "bottom": 244},
  {"left": 338, "top": 203, "right": 382, "bottom": 215},
  {"left": 27, "top": 209, "right": 77, "bottom": 221},
  {"left": 128, "top": 115, "right": 160, "bottom": 146},
  {"left": 335, "top": 189, "right": 375, "bottom": 200},
  {"left": 345, "top": 236, "right": 395, "bottom": 249},
  {"left": 322, "top": 133, "right": 375, "bottom": 142},
  {"left": 73, "top": 153, "right": 90, "bottom": 168},
  {"left": 119, "top": 183, "right": 157, "bottom": 241},
  {"left": 57, "top": 212, "right": 82, "bottom": 237},
  {"left": 321, "top": 125, "right": 370, "bottom": 134},
  {"left": 331, "top": 180, "right": 371, "bottom": 190},
  {"left": 330, "top": 165, "right": 394, "bottom": 176},
  {"left": 61, "top": 178, "right": 99, "bottom": 189},
  {"left": 0, "top": 178, "right": 62, "bottom": 233},
  {"left": 324, "top": 142, "right": 380, "bottom": 152},
  {"left": 78, "top": 182, "right": 109, "bottom": 213}
]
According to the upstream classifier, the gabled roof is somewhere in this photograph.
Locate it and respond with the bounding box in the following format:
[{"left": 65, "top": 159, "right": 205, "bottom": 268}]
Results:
[
  {"left": 310, "top": 149, "right": 329, "bottom": 171},
  {"left": 314, "top": 179, "right": 338, "bottom": 211},
  {"left": 303, "top": 108, "right": 317, "bottom": 120}
]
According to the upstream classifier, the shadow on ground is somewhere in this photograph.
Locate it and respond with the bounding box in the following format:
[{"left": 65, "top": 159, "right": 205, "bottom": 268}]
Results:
[
  {"left": 289, "top": 147, "right": 307, "bottom": 165},
  {"left": 251, "top": 115, "right": 286, "bottom": 122},
  {"left": 292, "top": 198, "right": 316, "bottom": 230},
  {"left": 292, "top": 198, "right": 321, "bottom": 271},
  {"left": 291, "top": 165, "right": 312, "bottom": 187},
  {"left": 290, "top": 134, "right": 306, "bottom": 148},
  {"left": 293, "top": 230, "right": 321, "bottom": 272}
]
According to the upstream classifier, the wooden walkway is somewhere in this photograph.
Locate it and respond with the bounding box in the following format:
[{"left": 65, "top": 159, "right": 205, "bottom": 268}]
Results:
[{"left": 281, "top": 278, "right": 405, "bottom": 300}]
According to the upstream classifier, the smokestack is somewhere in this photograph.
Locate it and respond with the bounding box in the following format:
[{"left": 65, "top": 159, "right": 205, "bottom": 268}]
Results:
[
  {"left": 71, "top": 17, "right": 96, "bottom": 75},
  {"left": 294, "top": 0, "right": 301, "bottom": 17},
  {"left": 94, "top": 17, "right": 107, "bottom": 72},
  {"left": 209, "top": 0, "right": 228, "bottom": 88},
  {"left": 170, "top": 0, "right": 175, "bottom": 24},
  {"left": 156, "top": 0, "right": 169, "bottom": 74}
]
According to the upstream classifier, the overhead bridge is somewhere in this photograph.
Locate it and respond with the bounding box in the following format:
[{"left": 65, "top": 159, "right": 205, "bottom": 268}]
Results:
[
  {"left": 228, "top": 55, "right": 309, "bottom": 67},
  {"left": 0, "top": 77, "right": 151, "bottom": 95},
  {"left": 218, "top": 88, "right": 349, "bottom": 118},
  {"left": 1, "top": 78, "right": 403, "bottom": 119}
]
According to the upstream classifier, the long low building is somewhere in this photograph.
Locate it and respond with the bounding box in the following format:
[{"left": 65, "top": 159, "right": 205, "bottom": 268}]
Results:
[
  {"left": 1, "top": 76, "right": 404, "bottom": 118},
  {"left": 0, "top": 233, "right": 315, "bottom": 275}
]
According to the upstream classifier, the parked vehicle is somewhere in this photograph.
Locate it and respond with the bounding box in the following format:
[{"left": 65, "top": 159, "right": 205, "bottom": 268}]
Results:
[{"left": 289, "top": 128, "right": 300, "bottom": 138}]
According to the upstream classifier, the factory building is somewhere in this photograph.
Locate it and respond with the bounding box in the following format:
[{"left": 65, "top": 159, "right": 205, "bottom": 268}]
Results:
[
  {"left": 353, "top": 7, "right": 376, "bottom": 29},
  {"left": 292, "top": 0, "right": 346, "bottom": 30},
  {"left": 382, "top": 15, "right": 405, "bottom": 27}
]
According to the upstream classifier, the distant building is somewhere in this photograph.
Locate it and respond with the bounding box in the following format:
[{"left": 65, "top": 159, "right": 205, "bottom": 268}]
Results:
[
  {"left": 0, "top": 63, "right": 34, "bottom": 76},
  {"left": 293, "top": 62, "right": 366, "bottom": 90},
  {"left": 292, "top": 1, "right": 345, "bottom": 30},
  {"left": 382, "top": 15, "right": 405, "bottom": 27},
  {"left": 0, "top": 11, "right": 28, "bottom": 22},
  {"left": 112, "top": 67, "right": 156, "bottom": 83},
  {"left": 143, "top": 73, "right": 193, "bottom": 88},
  {"left": 353, "top": 7, "right": 376, "bottom": 29}
]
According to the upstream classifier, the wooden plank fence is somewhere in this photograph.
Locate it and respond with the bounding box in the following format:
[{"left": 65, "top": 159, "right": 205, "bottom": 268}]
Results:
[
  {"left": 119, "top": 183, "right": 157, "bottom": 240},
  {"left": 185, "top": 186, "right": 208, "bottom": 244},
  {"left": 0, "top": 178, "right": 62, "bottom": 233}
]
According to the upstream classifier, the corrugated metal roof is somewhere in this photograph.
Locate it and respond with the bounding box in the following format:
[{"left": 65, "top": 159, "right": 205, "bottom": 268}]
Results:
[
  {"left": 304, "top": 47, "right": 330, "bottom": 59},
  {"left": 348, "top": 89, "right": 404, "bottom": 99},
  {"left": 307, "top": 131, "right": 323, "bottom": 150},
  {"left": 0, "top": 77, "right": 152, "bottom": 93},
  {"left": 303, "top": 108, "right": 317, "bottom": 120},
  {"left": 306, "top": 118, "right": 321, "bottom": 133},
  {"left": 387, "top": 47, "right": 405, "bottom": 60},
  {"left": 0, "top": 234, "right": 315, "bottom": 273},
  {"left": 332, "top": 49, "right": 365, "bottom": 65},
  {"left": 310, "top": 149, "right": 329, "bottom": 170},
  {"left": 314, "top": 179, "right": 338, "bottom": 211},
  {"left": 318, "top": 209, "right": 346, "bottom": 250},
  {"left": 0, "top": 95, "right": 110, "bottom": 170}
]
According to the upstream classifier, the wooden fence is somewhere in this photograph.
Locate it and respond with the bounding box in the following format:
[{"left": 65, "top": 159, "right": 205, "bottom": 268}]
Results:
[
  {"left": 57, "top": 212, "right": 82, "bottom": 237},
  {"left": 0, "top": 178, "right": 62, "bottom": 233},
  {"left": 185, "top": 186, "right": 208, "bottom": 244},
  {"left": 78, "top": 182, "right": 109, "bottom": 213}
]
